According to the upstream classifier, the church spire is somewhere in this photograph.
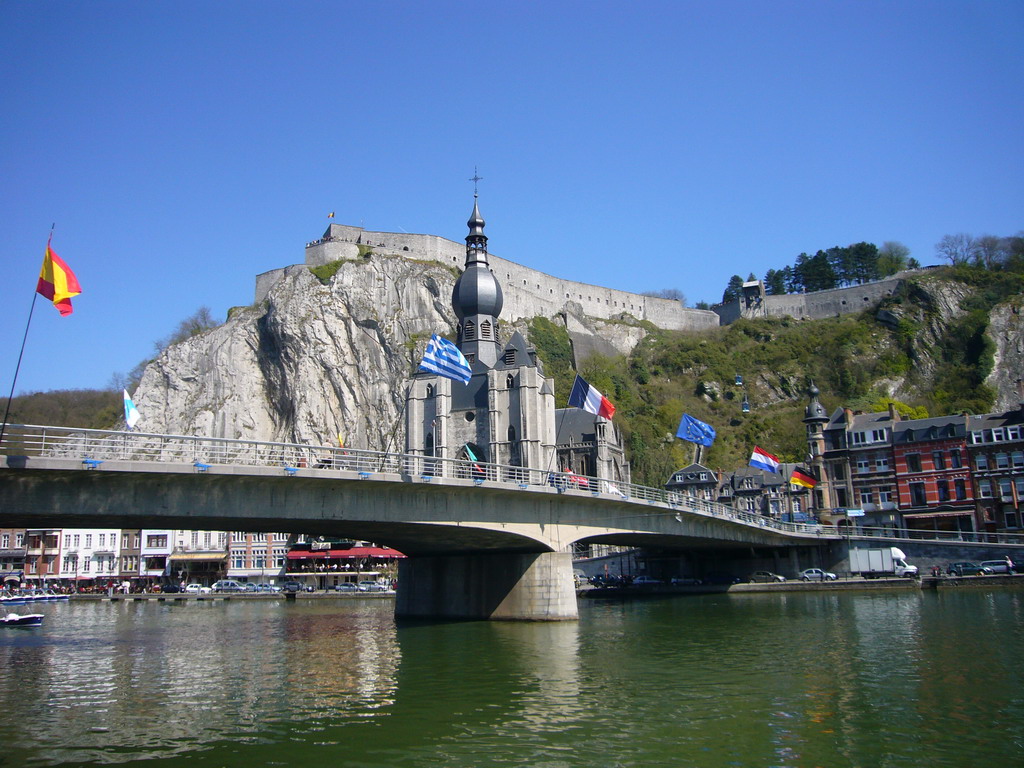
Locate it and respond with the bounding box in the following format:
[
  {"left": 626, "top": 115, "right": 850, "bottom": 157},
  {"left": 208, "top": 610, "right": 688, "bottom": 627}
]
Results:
[{"left": 452, "top": 179, "right": 503, "bottom": 368}]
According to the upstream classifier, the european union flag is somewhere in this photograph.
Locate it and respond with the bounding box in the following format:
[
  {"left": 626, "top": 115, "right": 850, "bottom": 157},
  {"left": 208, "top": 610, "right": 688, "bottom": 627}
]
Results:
[{"left": 676, "top": 413, "right": 716, "bottom": 447}]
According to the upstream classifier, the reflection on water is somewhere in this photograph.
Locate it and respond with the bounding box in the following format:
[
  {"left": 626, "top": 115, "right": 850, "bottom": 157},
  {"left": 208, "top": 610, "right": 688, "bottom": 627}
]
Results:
[{"left": 1, "top": 590, "right": 1022, "bottom": 766}]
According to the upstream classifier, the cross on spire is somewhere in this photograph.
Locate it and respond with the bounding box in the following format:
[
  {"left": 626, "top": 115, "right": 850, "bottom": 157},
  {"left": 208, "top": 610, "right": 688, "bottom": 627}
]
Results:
[{"left": 469, "top": 167, "right": 483, "bottom": 197}]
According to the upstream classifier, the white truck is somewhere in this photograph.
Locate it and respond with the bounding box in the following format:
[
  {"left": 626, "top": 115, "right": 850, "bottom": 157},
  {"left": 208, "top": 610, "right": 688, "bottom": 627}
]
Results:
[{"left": 849, "top": 547, "right": 919, "bottom": 578}]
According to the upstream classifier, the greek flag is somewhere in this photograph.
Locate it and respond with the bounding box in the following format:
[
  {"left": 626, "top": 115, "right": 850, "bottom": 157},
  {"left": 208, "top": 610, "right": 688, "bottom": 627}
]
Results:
[{"left": 419, "top": 334, "right": 472, "bottom": 384}]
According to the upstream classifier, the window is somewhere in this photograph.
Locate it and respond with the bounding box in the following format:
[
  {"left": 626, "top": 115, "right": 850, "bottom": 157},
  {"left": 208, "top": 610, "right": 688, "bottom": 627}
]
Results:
[
  {"left": 937, "top": 480, "right": 949, "bottom": 502},
  {"left": 955, "top": 479, "right": 966, "bottom": 500},
  {"left": 979, "top": 480, "right": 993, "bottom": 498},
  {"left": 506, "top": 372, "right": 515, "bottom": 388},
  {"left": 1008, "top": 426, "right": 1021, "bottom": 440},
  {"left": 872, "top": 429, "right": 886, "bottom": 442},
  {"left": 859, "top": 491, "right": 873, "bottom": 505},
  {"left": 1, "top": 534, "right": 7, "bottom": 548},
  {"left": 906, "top": 454, "right": 922, "bottom": 472},
  {"left": 74, "top": 534, "right": 80, "bottom": 547},
  {"left": 932, "top": 452, "right": 945, "bottom": 470},
  {"left": 1012, "top": 451, "right": 1024, "bottom": 469},
  {"left": 950, "top": 451, "right": 962, "bottom": 469},
  {"left": 992, "top": 428, "right": 1005, "bottom": 442},
  {"left": 480, "top": 319, "right": 491, "bottom": 339},
  {"left": 875, "top": 456, "right": 890, "bottom": 471},
  {"left": 976, "top": 454, "right": 989, "bottom": 470},
  {"left": 464, "top": 320, "right": 476, "bottom": 341},
  {"left": 878, "top": 490, "right": 893, "bottom": 504},
  {"left": 64, "top": 534, "right": 71, "bottom": 548},
  {"left": 995, "top": 453, "right": 1009, "bottom": 469},
  {"left": 909, "top": 483, "right": 927, "bottom": 506},
  {"left": 82, "top": 558, "right": 91, "bottom": 573},
  {"left": 856, "top": 458, "right": 870, "bottom": 474},
  {"left": 85, "top": 534, "right": 92, "bottom": 548},
  {"left": 999, "top": 479, "right": 1013, "bottom": 498},
  {"left": 99, "top": 534, "right": 106, "bottom": 548},
  {"left": 852, "top": 431, "right": 867, "bottom": 446},
  {"left": 16, "top": 534, "right": 23, "bottom": 546}
]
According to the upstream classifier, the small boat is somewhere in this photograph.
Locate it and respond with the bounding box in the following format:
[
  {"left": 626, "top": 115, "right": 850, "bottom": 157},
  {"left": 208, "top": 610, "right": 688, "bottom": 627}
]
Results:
[{"left": 1, "top": 612, "right": 44, "bottom": 628}]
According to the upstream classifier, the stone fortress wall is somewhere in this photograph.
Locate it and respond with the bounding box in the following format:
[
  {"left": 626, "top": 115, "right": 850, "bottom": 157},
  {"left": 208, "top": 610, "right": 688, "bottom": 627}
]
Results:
[{"left": 254, "top": 222, "right": 915, "bottom": 330}]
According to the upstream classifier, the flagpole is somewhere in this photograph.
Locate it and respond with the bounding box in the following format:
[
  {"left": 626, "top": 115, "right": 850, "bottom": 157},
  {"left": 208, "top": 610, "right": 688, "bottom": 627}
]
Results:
[{"left": 0, "top": 292, "right": 41, "bottom": 452}]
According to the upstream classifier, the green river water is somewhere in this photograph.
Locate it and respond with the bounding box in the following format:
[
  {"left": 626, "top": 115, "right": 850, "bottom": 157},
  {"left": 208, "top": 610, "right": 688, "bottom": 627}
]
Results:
[{"left": 1, "top": 588, "right": 1022, "bottom": 767}]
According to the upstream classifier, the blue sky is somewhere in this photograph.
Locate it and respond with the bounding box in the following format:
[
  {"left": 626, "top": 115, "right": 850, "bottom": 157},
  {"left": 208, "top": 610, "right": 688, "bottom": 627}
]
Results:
[{"left": 2, "top": 1, "right": 1021, "bottom": 396}]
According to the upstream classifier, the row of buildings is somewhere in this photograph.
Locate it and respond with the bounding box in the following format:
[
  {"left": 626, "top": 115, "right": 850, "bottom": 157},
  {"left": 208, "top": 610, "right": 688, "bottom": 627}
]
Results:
[
  {"left": 667, "top": 386, "right": 1024, "bottom": 537},
  {"left": 0, "top": 528, "right": 403, "bottom": 592}
]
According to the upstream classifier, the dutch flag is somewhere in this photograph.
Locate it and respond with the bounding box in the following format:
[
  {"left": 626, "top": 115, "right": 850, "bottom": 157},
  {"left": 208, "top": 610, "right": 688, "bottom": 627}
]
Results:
[{"left": 749, "top": 446, "right": 780, "bottom": 473}]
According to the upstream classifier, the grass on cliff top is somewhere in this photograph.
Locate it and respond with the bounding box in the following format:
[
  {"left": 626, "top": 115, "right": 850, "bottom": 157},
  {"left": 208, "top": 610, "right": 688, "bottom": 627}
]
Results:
[{"left": 528, "top": 297, "right": 999, "bottom": 486}]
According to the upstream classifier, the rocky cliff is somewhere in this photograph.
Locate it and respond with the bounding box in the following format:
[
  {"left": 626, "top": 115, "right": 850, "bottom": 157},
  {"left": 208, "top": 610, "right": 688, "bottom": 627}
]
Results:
[
  {"left": 133, "top": 252, "right": 648, "bottom": 448},
  {"left": 133, "top": 249, "right": 1024, "bottom": 453}
]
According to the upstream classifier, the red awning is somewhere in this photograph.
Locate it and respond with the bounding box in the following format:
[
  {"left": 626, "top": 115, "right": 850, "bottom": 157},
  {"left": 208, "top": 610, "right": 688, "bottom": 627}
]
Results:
[{"left": 287, "top": 546, "right": 405, "bottom": 560}]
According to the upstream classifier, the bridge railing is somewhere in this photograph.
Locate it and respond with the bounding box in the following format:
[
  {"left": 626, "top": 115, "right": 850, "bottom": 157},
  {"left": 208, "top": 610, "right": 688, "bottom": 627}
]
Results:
[
  {"left": 849, "top": 525, "right": 1024, "bottom": 547},
  {"left": 3, "top": 423, "right": 829, "bottom": 538}
]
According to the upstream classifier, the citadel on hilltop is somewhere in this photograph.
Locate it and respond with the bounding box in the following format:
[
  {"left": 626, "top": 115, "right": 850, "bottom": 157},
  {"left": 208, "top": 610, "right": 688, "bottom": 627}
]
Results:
[{"left": 253, "top": 221, "right": 918, "bottom": 329}]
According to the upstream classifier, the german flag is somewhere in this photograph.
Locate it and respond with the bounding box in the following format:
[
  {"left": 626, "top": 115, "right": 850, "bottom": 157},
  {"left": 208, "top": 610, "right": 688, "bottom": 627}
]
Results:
[{"left": 790, "top": 467, "right": 817, "bottom": 488}]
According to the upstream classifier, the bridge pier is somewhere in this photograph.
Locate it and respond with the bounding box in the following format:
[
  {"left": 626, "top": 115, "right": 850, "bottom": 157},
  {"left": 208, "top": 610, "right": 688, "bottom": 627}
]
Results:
[{"left": 395, "top": 551, "right": 578, "bottom": 621}]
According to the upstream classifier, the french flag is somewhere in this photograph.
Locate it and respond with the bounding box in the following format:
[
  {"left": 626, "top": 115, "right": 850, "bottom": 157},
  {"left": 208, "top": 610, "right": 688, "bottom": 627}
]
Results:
[
  {"left": 568, "top": 374, "right": 615, "bottom": 419},
  {"left": 749, "top": 446, "right": 780, "bottom": 473}
]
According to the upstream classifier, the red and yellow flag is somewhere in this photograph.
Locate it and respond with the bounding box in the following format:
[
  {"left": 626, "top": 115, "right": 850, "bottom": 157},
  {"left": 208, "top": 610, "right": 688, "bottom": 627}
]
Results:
[{"left": 36, "top": 238, "right": 81, "bottom": 316}]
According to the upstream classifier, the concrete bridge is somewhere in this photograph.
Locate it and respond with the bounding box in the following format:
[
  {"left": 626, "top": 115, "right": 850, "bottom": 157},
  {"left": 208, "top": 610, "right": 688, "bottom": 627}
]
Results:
[{"left": 1, "top": 424, "right": 843, "bottom": 620}]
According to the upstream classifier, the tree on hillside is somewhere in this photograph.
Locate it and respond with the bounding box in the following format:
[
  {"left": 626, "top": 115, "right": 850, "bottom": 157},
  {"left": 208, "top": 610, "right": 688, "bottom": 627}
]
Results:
[
  {"left": 154, "top": 306, "right": 220, "bottom": 353},
  {"left": 973, "top": 235, "right": 1011, "bottom": 269},
  {"left": 845, "top": 242, "right": 880, "bottom": 284},
  {"left": 763, "top": 267, "right": 789, "bottom": 295},
  {"left": 642, "top": 288, "right": 687, "bottom": 306},
  {"left": 877, "top": 241, "right": 911, "bottom": 276},
  {"left": 936, "top": 233, "right": 976, "bottom": 265},
  {"left": 722, "top": 275, "right": 744, "bottom": 303},
  {"left": 791, "top": 251, "right": 838, "bottom": 292}
]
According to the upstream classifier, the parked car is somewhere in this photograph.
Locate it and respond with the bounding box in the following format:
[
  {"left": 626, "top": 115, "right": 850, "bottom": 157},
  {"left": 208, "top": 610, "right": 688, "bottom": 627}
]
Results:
[
  {"left": 211, "top": 580, "right": 246, "bottom": 593},
  {"left": 670, "top": 576, "right": 702, "bottom": 585},
  {"left": 243, "top": 582, "right": 258, "bottom": 592},
  {"left": 946, "top": 562, "right": 992, "bottom": 576},
  {"left": 281, "top": 580, "right": 303, "bottom": 593},
  {"left": 255, "top": 583, "right": 280, "bottom": 593},
  {"left": 358, "top": 581, "right": 389, "bottom": 592},
  {"left": 333, "top": 583, "right": 360, "bottom": 592},
  {"left": 184, "top": 583, "right": 211, "bottom": 594},
  {"left": 749, "top": 571, "right": 786, "bottom": 583},
  {"left": 979, "top": 559, "right": 1013, "bottom": 574},
  {"left": 799, "top": 568, "right": 837, "bottom": 581},
  {"left": 632, "top": 575, "right": 664, "bottom": 586},
  {"left": 160, "top": 583, "right": 181, "bottom": 593}
]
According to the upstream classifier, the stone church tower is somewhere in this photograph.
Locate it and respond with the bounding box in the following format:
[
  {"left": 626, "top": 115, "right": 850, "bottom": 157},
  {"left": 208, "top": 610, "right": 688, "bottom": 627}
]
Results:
[{"left": 405, "top": 197, "right": 558, "bottom": 475}]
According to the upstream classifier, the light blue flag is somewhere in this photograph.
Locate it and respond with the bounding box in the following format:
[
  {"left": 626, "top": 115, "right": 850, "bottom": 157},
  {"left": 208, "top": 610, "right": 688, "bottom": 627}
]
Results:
[
  {"left": 123, "top": 389, "right": 141, "bottom": 430},
  {"left": 419, "top": 334, "right": 472, "bottom": 384},
  {"left": 676, "top": 413, "right": 715, "bottom": 447}
]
